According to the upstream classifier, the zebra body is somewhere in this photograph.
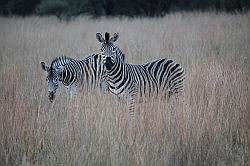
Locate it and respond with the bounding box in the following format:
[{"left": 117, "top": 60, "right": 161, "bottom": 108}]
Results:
[
  {"left": 41, "top": 54, "right": 104, "bottom": 102},
  {"left": 104, "top": 60, "right": 158, "bottom": 100},
  {"left": 143, "top": 58, "right": 185, "bottom": 97}
]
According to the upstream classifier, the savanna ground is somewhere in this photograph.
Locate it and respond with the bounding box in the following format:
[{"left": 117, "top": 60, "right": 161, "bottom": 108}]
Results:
[{"left": 0, "top": 12, "right": 249, "bottom": 165}]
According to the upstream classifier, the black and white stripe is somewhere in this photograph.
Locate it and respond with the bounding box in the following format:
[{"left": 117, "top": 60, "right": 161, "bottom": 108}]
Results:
[
  {"left": 96, "top": 32, "right": 158, "bottom": 116},
  {"left": 143, "top": 58, "right": 185, "bottom": 98},
  {"left": 41, "top": 54, "right": 104, "bottom": 102}
]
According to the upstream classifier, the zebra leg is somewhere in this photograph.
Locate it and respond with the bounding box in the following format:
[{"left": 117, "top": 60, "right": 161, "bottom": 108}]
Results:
[
  {"left": 66, "top": 84, "right": 77, "bottom": 97},
  {"left": 127, "top": 89, "right": 138, "bottom": 146},
  {"left": 127, "top": 83, "right": 139, "bottom": 130},
  {"left": 100, "top": 79, "right": 109, "bottom": 95},
  {"left": 168, "top": 90, "right": 173, "bottom": 98},
  {"left": 128, "top": 95, "right": 136, "bottom": 117},
  {"left": 128, "top": 85, "right": 138, "bottom": 118}
]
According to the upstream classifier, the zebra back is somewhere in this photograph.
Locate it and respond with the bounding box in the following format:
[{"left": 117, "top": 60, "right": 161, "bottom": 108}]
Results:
[{"left": 143, "top": 58, "right": 185, "bottom": 97}]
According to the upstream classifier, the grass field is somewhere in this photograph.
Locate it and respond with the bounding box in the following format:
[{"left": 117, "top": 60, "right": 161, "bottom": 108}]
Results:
[{"left": 0, "top": 12, "right": 249, "bottom": 165}]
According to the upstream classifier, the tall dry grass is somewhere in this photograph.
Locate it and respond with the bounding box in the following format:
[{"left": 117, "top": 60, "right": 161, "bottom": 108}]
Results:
[{"left": 0, "top": 12, "right": 249, "bottom": 165}]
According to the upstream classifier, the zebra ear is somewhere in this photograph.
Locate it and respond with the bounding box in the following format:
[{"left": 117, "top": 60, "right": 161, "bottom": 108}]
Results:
[
  {"left": 110, "top": 33, "right": 119, "bottom": 43},
  {"left": 41, "top": 62, "right": 50, "bottom": 71},
  {"left": 96, "top": 33, "right": 104, "bottom": 43}
]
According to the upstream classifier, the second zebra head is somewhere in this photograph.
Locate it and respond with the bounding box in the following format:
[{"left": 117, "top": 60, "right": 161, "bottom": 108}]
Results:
[
  {"left": 41, "top": 61, "right": 61, "bottom": 102},
  {"left": 96, "top": 32, "right": 124, "bottom": 71}
]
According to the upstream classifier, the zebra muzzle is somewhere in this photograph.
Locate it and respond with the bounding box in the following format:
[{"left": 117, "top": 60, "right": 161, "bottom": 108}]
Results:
[
  {"left": 49, "top": 92, "right": 55, "bottom": 102},
  {"left": 104, "top": 57, "right": 114, "bottom": 70}
]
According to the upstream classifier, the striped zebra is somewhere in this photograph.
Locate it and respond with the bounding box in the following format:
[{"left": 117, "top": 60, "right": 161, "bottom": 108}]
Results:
[
  {"left": 143, "top": 58, "right": 185, "bottom": 98},
  {"left": 41, "top": 54, "right": 105, "bottom": 102},
  {"left": 96, "top": 32, "right": 158, "bottom": 116},
  {"left": 96, "top": 32, "right": 185, "bottom": 114}
]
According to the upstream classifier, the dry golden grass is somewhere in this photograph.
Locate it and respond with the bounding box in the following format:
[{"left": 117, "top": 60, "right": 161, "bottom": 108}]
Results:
[{"left": 0, "top": 12, "right": 249, "bottom": 165}]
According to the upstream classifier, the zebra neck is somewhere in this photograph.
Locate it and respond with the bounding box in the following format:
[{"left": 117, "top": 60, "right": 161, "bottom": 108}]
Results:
[
  {"left": 59, "top": 67, "right": 76, "bottom": 87},
  {"left": 51, "top": 57, "right": 71, "bottom": 69},
  {"left": 107, "top": 60, "right": 123, "bottom": 76},
  {"left": 107, "top": 62, "right": 127, "bottom": 85}
]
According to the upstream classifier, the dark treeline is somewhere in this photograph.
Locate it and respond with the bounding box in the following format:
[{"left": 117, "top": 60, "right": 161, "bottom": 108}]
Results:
[{"left": 0, "top": 0, "right": 249, "bottom": 18}]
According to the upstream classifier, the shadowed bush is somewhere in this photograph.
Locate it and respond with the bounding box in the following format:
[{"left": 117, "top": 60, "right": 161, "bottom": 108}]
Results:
[{"left": 36, "top": 0, "right": 69, "bottom": 18}]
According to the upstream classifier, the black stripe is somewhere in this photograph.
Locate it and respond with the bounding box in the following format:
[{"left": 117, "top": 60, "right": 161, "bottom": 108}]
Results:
[{"left": 159, "top": 60, "right": 173, "bottom": 86}]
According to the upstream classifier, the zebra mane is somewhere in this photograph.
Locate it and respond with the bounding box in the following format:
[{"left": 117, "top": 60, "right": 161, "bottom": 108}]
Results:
[
  {"left": 105, "top": 32, "right": 110, "bottom": 43},
  {"left": 86, "top": 53, "right": 98, "bottom": 59},
  {"left": 51, "top": 56, "right": 72, "bottom": 69}
]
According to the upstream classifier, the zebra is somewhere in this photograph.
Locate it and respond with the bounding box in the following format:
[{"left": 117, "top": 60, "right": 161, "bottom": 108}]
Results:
[
  {"left": 96, "top": 32, "right": 158, "bottom": 116},
  {"left": 41, "top": 54, "right": 105, "bottom": 102},
  {"left": 96, "top": 32, "right": 185, "bottom": 114},
  {"left": 143, "top": 58, "right": 185, "bottom": 98}
]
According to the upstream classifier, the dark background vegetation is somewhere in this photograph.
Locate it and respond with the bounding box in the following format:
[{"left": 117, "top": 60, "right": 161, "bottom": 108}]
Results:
[{"left": 0, "top": 0, "right": 249, "bottom": 18}]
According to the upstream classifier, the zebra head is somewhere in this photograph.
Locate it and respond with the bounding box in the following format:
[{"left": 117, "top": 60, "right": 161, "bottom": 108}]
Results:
[
  {"left": 96, "top": 32, "right": 124, "bottom": 71},
  {"left": 41, "top": 62, "right": 61, "bottom": 102}
]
